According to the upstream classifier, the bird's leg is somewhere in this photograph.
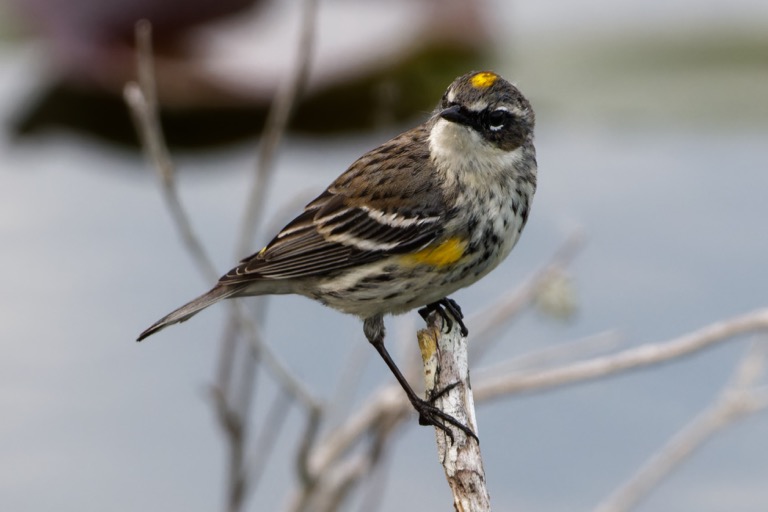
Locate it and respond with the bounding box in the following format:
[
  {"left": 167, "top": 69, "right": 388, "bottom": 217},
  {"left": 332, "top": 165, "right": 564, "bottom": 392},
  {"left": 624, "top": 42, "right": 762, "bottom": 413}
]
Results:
[
  {"left": 363, "top": 315, "right": 477, "bottom": 443},
  {"left": 418, "top": 297, "right": 469, "bottom": 337}
]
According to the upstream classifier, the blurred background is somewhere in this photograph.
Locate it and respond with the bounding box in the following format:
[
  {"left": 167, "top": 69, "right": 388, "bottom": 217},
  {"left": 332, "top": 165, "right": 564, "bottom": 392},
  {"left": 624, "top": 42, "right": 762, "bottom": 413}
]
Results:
[{"left": 1, "top": 0, "right": 767, "bottom": 511}]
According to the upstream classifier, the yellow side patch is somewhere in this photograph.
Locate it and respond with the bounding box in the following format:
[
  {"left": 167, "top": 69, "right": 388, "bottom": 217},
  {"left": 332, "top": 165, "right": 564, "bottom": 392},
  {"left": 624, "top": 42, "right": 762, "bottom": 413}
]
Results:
[
  {"left": 471, "top": 72, "right": 498, "bottom": 89},
  {"left": 402, "top": 237, "right": 467, "bottom": 267}
]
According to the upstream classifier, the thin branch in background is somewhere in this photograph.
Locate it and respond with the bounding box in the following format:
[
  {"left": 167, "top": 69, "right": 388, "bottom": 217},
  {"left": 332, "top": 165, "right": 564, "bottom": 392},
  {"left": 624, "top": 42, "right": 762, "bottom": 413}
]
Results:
[
  {"left": 222, "top": 339, "right": 260, "bottom": 512},
  {"left": 236, "top": 0, "right": 319, "bottom": 258},
  {"left": 208, "top": 382, "right": 246, "bottom": 512},
  {"left": 215, "top": 303, "right": 324, "bottom": 509},
  {"left": 224, "top": 1, "right": 318, "bottom": 501},
  {"left": 307, "top": 415, "right": 400, "bottom": 512},
  {"left": 124, "top": 20, "right": 217, "bottom": 282},
  {"left": 329, "top": 431, "right": 391, "bottom": 511},
  {"left": 286, "top": 406, "right": 323, "bottom": 512},
  {"left": 124, "top": 14, "right": 322, "bottom": 405},
  {"left": 243, "top": 387, "right": 295, "bottom": 491},
  {"left": 474, "top": 308, "right": 768, "bottom": 401},
  {"left": 220, "top": 0, "right": 319, "bottom": 506},
  {"left": 498, "top": 330, "right": 622, "bottom": 373},
  {"left": 327, "top": 340, "right": 372, "bottom": 426},
  {"left": 125, "top": 28, "right": 259, "bottom": 510},
  {"left": 594, "top": 339, "right": 768, "bottom": 512},
  {"left": 297, "top": 404, "right": 323, "bottom": 486},
  {"left": 125, "top": 21, "right": 321, "bottom": 407},
  {"left": 356, "top": 441, "right": 395, "bottom": 512},
  {"left": 124, "top": 14, "right": 323, "bottom": 512},
  {"left": 217, "top": 0, "right": 321, "bottom": 489},
  {"left": 232, "top": 300, "right": 321, "bottom": 409},
  {"left": 235, "top": 342, "right": 258, "bottom": 425},
  {"left": 469, "top": 230, "right": 584, "bottom": 360},
  {"left": 308, "top": 386, "right": 406, "bottom": 477},
  {"left": 305, "top": 305, "right": 768, "bottom": 491},
  {"left": 213, "top": 309, "right": 247, "bottom": 402}
]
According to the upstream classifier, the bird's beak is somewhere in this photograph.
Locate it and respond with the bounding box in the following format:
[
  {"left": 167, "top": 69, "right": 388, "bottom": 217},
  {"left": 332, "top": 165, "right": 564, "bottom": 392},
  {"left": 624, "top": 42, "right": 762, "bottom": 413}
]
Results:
[{"left": 439, "top": 105, "right": 473, "bottom": 127}]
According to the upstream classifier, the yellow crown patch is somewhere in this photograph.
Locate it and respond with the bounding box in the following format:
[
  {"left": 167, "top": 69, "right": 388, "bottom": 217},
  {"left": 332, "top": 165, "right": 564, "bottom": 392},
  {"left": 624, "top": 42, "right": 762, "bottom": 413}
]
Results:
[{"left": 470, "top": 72, "right": 498, "bottom": 89}]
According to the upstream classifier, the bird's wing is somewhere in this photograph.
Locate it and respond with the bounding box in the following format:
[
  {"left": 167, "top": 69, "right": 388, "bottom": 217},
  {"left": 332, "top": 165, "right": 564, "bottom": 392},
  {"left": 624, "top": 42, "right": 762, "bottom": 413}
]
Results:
[{"left": 221, "top": 127, "right": 449, "bottom": 282}]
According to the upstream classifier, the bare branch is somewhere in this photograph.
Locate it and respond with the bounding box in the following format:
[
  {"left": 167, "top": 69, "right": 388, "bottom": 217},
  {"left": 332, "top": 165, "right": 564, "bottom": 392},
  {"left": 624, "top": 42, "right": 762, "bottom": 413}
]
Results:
[
  {"left": 418, "top": 313, "right": 491, "bottom": 511},
  {"left": 236, "top": 0, "right": 319, "bottom": 258},
  {"left": 124, "top": 21, "right": 218, "bottom": 282},
  {"left": 232, "top": 300, "right": 321, "bottom": 410},
  {"left": 304, "top": 413, "right": 400, "bottom": 512},
  {"left": 297, "top": 405, "right": 323, "bottom": 487},
  {"left": 244, "top": 388, "right": 294, "bottom": 490},
  {"left": 124, "top": 15, "right": 319, "bottom": 410},
  {"left": 469, "top": 231, "right": 584, "bottom": 359},
  {"left": 327, "top": 340, "right": 372, "bottom": 426},
  {"left": 475, "top": 308, "right": 768, "bottom": 401},
  {"left": 309, "top": 386, "right": 407, "bottom": 476},
  {"left": 223, "top": 0, "right": 319, "bottom": 503},
  {"left": 594, "top": 339, "right": 768, "bottom": 512},
  {"left": 287, "top": 296, "right": 768, "bottom": 511},
  {"left": 125, "top": 19, "right": 324, "bottom": 511},
  {"left": 496, "top": 330, "right": 622, "bottom": 373},
  {"left": 356, "top": 444, "right": 395, "bottom": 512},
  {"left": 214, "top": 309, "right": 246, "bottom": 397}
]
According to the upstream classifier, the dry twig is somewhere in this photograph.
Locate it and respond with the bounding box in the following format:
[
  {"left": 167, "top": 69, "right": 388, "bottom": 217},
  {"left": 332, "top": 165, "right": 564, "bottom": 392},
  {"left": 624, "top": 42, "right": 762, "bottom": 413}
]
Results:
[
  {"left": 475, "top": 308, "right": 768, "bottom": 401},
  {"left": 419, "top": 313, "right": 490, "bottom": 511},
  {"left": 236, "top": 0, "right": 319, "bottom": 258},
  {"left": 124, "top": 21, "right": 217, "bottom": 282},
  {"left": 594, "top": 340, "right": 768, "bottom": 512},
  {"left": 124, "top": 15, "right": 321, "bottom": 512}
]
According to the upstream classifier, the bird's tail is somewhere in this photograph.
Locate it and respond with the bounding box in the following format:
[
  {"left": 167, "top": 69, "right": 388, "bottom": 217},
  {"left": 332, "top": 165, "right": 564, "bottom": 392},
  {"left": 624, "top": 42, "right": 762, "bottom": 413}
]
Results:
[{"left": 137, "top": 284, "right": 244, "bottom": 341}]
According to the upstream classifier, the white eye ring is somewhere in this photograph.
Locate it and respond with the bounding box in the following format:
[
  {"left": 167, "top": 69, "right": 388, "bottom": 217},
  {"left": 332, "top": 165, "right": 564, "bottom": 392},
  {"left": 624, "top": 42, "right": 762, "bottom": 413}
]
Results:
[{"left": 488, "top": 107, "right": 509, "bottom": 132}]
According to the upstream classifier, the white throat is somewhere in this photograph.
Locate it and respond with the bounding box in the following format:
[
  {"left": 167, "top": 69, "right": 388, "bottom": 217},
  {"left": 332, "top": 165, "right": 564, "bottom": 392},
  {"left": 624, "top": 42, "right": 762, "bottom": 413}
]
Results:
[{"left": 428, "top": 118, "right": 524, "bottom": 178}]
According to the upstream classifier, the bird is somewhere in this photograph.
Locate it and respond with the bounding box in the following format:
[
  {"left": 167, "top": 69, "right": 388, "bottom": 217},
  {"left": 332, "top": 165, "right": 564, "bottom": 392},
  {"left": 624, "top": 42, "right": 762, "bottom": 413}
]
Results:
[{"left": 138, "top": 70, "right": 537, "bottom": 441}]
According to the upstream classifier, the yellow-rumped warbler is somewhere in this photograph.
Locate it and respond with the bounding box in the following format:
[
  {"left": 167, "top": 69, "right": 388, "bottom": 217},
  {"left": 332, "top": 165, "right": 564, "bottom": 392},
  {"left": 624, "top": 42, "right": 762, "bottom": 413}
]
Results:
[{"left": 138, "top": 71, "right": 536, "bottom": 439}]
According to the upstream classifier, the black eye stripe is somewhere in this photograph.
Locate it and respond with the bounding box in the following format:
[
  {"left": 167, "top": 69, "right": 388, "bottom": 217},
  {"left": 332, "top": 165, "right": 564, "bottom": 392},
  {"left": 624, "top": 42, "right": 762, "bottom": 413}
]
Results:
[{"left": 440, "top": 104, "right": 515, "bottom": 135}]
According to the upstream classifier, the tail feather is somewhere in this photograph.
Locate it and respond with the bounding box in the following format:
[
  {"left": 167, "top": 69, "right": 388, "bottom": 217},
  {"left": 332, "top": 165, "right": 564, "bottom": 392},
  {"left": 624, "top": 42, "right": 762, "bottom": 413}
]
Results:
[{"left": 137, "top": 285, "right": 244, "bottom": 341}]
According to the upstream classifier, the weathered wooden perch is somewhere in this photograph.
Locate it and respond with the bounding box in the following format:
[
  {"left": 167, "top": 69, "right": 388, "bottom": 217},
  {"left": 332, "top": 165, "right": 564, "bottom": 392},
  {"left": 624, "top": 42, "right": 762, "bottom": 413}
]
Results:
[{"left": 418, "top": 311, "right": 491, "bottom": 511}]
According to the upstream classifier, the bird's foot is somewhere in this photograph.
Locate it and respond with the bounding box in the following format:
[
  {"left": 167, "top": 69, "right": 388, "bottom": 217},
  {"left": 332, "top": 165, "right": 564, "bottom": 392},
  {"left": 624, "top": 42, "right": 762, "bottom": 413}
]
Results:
[
  {"left": 412, "top": 385, "right": 478, "bottom": 444},
  {"left": 418, "top": 297, "right": 469, "bottom": 336}
]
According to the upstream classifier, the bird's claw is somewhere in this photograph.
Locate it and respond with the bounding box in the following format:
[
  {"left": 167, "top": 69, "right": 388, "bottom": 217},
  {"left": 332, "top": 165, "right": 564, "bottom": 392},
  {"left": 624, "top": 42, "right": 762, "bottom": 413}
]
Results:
[
  {"left": 418, "top": 297, "right": 469, "bottom": 337},
  {"left": 412, "top": 383, "right": 478, "bottom": 444}
]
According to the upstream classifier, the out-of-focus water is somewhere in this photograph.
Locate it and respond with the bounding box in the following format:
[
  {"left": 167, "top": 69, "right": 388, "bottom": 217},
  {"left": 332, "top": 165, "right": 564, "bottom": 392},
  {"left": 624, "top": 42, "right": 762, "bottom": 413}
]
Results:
[{"left": 2, "top": 2, "right": 768, "bottom": 511}]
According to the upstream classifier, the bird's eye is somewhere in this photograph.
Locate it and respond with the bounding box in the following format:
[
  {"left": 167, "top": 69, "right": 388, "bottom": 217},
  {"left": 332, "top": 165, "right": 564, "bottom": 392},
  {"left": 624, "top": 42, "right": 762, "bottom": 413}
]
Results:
[{"left": 487, "top": 109, "right": 509, "bottom": 131}]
